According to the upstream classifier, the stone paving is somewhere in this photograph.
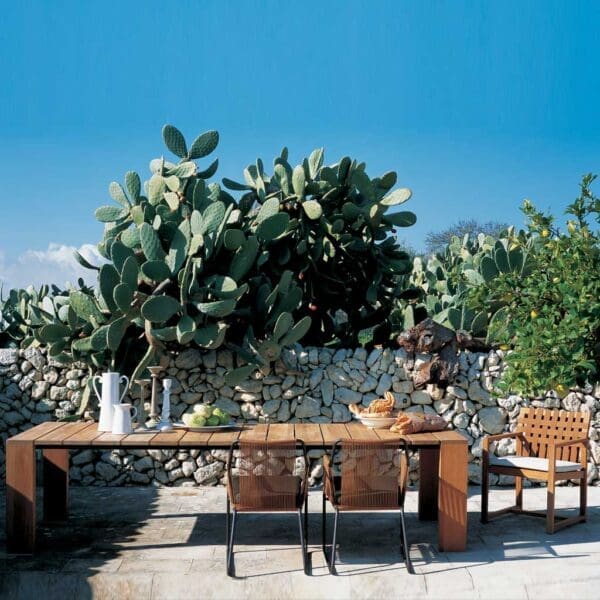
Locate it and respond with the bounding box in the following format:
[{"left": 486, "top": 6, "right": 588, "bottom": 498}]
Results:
[{"left": 1, "top": 485, "right": 599, "bottom": 599}]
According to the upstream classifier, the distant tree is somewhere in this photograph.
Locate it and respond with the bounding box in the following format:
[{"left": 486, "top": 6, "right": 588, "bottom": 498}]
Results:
[
  {"left": 397, "top": 239, "right": 417, "bottom": 260},
  {"left": 425, "top": 219, "right": 510, "bottom": 255}
]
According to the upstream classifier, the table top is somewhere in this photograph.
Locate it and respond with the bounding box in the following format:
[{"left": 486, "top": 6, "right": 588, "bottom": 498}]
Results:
[{"left": 8, "top": 420, "right": 466, "bottom": 450}]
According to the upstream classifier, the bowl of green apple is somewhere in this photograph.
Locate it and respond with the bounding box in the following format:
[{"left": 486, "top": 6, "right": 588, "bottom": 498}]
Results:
[{"left": 176, "top": 404, "right": 234, "bottom": 431}]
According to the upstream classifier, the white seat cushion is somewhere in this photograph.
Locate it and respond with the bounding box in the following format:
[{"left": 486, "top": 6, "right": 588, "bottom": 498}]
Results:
[{"left": 489, "top": 455, "right": 581, "bottom": 473}]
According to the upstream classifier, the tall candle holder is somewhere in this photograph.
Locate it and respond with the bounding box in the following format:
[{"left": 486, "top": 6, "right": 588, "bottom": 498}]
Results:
[
  {"left": 147, "top": 366, "right": 163, "bottom": 428},
  {"left": 133, "top": 378, "right": 151, "bottom": 429},
  {"left": 158, "top": 378, "right": 173, "bottom": 432}
]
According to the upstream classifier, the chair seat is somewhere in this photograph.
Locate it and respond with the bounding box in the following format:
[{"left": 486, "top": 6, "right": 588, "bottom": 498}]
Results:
[
  {"left": 228, "top": 474, "right": 303, "bottom": 511},
  {"left": 489, "top": 454, "right": 582, "bottom": 473},
  {"left": 325, "top": 475, "right": 403, "bottom": 510}
]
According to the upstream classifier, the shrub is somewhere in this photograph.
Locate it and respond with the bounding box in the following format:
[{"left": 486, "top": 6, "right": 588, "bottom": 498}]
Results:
[{"left": 470, "top": 174, "right": 600, "bottom": 395}]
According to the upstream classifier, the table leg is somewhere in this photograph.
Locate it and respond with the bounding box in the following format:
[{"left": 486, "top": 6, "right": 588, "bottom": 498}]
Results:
[
  {"left": 438, "top": 440, "right": 468, "bottom": 551},
  {"left": 43, "top": 449, "right": 69, "bottom": 521},
  {"left": 419, "top": 448, "right": 439, "bottom": 520},
  {"left": 6, "top": 440, "right": 37, "bottom": 553}
]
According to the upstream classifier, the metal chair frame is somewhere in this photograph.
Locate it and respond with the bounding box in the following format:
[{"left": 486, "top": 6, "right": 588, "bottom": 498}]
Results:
[
  {"left": 321, "top": 438, "right": 414, "bottom": 575},
  {"left": 225, "top": 439, "right": 309, "bottom": 577}
]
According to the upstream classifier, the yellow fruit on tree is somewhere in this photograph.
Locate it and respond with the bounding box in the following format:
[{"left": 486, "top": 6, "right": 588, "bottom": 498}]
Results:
[
  {"left": 552, "top": 277, "right": 560, "bottom": 283},
  {"left": 541, "top": 229, "right": 550, "bottom": 238},
  {"left": 530, "top": 309, "right": 538, "bottom": 319},
  {"left": 499, "top": 344, "right": 510, "bottom": 351},
  {"left": 556, "top": 384, "right": 568, "bottom": 398}
]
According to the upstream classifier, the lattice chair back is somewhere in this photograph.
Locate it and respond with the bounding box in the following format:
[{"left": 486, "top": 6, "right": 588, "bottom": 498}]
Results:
[
  {"left": 334, "top": 439, "right": 409, "bottom": 509},
  {"left": 229, "top": 439, "right": 307, "bottom": 511},
  {"left": 516, "top": 407, "right": 591, "bottom": 462}
]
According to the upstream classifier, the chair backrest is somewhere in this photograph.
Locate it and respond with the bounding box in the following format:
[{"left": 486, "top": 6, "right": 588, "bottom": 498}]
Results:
[
  {"left": 332, "top": 439, "right": 408, "bottom": 509},
  {"left": 516, "top": 407, "right": 591, "bottom": 462},
  {"left": 228, "top": 439, "right": 307, "bottom": 510}
]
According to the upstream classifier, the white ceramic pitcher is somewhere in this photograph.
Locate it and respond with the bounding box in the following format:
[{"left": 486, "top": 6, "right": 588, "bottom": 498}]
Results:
[
  {"left": 112, "top": 403, "right": 137, "bottom": 435},
  {"left": 93, "top": 371, "right": 129, "bottom": 431}
]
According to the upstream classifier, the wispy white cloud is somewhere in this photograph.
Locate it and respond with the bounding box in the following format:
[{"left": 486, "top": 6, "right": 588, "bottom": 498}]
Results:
[{"left": 0, "top": 243, "right": 103, "bottom": 291}]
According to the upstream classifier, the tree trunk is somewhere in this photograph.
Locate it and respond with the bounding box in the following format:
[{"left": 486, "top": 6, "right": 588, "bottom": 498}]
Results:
[{"left": 396, "top": 318, "right": 490, "bottom": 388}]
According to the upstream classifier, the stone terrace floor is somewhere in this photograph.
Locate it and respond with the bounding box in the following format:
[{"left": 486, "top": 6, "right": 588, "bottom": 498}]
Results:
[{"left": 1, "top": 485, "right": 599, "bottom": 599}]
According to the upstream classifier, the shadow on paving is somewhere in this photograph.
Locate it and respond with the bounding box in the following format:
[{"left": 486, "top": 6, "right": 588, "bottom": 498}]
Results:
[
  {"left": 0, "top": 484, "right": 161, "bottom": 599},
  {"left": 0, "top": 485, "right": 599, "bottom": 597}
]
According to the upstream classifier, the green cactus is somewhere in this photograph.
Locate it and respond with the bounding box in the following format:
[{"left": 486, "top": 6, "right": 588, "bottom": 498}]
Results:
[
  {"left": 194, "top": 322, "right": 227, "bottom": 349},
  {"left": 37, "top": 323, "right": 71, "bottom": 343},
  {"left": 141, "top": 260, "right": 171, "bottom": 282},
  {"left": 229, "top": 236, "right": 258, "bottom": 280},
  {"left": 273, "top": 312, "right": 293, "bottom": 341},
  {"left": 188, "top": 130, "right": 219, "bottom": 160},
  {"left": 140, "top": 223, "right": 166, "bottom": 261},
  {"left": 223, "top": 228, "right": 246, "bottom": 250},
  {"left": 141, "top": 296, "right": 182, "bottom": 322},
  {"left": 279, "top": 316, "right": 311, "bottom": 346},
  {"left": 4, "top": 125, "right": 423, "bottom": 388},
  {"left": 113, "top": 283, "right": 134, "bottom": 314},
  {"left": 162, "top": 124, "right": 188, "bottom": 159},
  {"left": 176, "top": 315, "right": 196, "bottom": 344},
  {"left": 99, "top": 265, "right": 120, "bottom": 312},
  {"left": 302, "top": 200, "right": 322, "bottom": 220},
  {"left": 120, "top": 256, "right": 139, "bottom": 289},
  {"left": 223, "top": 364, "right": 255, "bottom": 387},
  {"left": 256, "top": 213, "right": 289, "bottom": 242},
  {"left": 201, "top": 201, "right": 226, "bottom": 234},
  {"left": 95, "top": 206, "right": 127, "bottom": 223},
  {"left": 196, "top": 299, "right": 236, "bottom": 318},
  {"left": 107, "top": 316, "right": 129, "bottom": 351},
  {"left": 70, "top": 291, "right": 105, "bottom": 325}
]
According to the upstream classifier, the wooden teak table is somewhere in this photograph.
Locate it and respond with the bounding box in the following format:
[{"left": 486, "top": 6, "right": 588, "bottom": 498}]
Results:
[{"left": 6, "top": 421, "right": 468, "bottom": 554}]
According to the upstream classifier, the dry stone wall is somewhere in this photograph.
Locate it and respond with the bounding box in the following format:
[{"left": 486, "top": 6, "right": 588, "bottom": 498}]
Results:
[{"left": 1, "top": 345, "right": 599, "bottom": 488}]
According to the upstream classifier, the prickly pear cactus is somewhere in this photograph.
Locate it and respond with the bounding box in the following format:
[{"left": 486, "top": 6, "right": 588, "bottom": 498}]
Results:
[
  {"left": 390, "top": 228, "right": 535, "bottom": 339},
  {"left": 9, "top": 124, "right": 420, "bottom": 388},
  {"left": 222, "top": 147, "right": 417, "bottom": 347},
  {"left": 72, "top": 125, "right": 319, "bottom": 384}
]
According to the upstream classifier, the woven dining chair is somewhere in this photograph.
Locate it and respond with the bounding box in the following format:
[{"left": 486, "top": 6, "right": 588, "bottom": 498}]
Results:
[
  {"left": 226, "top": 439, "right": 309, "bottom": 576},
  {"left": 481, "top": 407, "right": 591, "bottom": 534},
  {"left": 322, "top": 438, "right": 413, "bottom": 574}
]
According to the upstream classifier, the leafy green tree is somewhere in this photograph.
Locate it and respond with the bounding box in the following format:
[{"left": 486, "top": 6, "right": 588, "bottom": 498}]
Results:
[{"left": 470, "top": 174, "right": 600, "bottom": 396}]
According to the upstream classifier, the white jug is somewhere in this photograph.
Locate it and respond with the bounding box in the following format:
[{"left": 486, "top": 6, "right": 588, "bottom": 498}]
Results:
[
  {"left": 112, "top": 403, "right": 137, "bottom": 435},
  {"left": 93, "top": 371, "right": 129, "bottom": 432}
]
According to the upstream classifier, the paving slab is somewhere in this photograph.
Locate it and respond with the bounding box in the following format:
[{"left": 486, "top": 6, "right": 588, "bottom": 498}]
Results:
[{"left": 0, "top": 484, "right": 599, "bottom": 599}]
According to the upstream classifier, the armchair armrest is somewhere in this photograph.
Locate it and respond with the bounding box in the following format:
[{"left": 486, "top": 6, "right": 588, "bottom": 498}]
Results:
[
  {"left": 550, "top": 437, "right": 589, "bottom": 449},
  {"left": 482, "top": 431, "right": 524, "bottom": 451},
  {"left": 547, "top": 437, "right": 589, "bottom": 469}
]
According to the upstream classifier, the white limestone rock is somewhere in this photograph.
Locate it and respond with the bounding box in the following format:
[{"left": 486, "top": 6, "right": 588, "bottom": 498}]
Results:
[
  {"left": 295, "top": 396, "right": 321, "bottom": 419},
  {"left": 467, "top": 382, "right": 493, "bottom": 405},
  {"left": 262, "top": 399, "right": 281, "bottom": 417},
  {"left": 410, "top": 390, "right": 432, "bottom": 405},
  {"left": 478, "top": 407, "right": 507, "bottom": 434},
  {"left": 375, "top": 373, "right": 393, "bottom": 396},
  {"left": 334, "top": 388, "right": 362, "bottom": 405},
  {"left": 175, "top": 349, "right": 203, "bottom": 369}
]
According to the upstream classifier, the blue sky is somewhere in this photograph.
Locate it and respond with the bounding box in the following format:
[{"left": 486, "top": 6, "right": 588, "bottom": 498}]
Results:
[{"left": 1, "top": 0, "right": 599, "bottom": 287}]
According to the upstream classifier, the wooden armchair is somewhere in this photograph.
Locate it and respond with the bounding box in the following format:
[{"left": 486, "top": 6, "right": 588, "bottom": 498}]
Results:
[{"left": 481, "top": 407, "right": 590, "bottom": 533}]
